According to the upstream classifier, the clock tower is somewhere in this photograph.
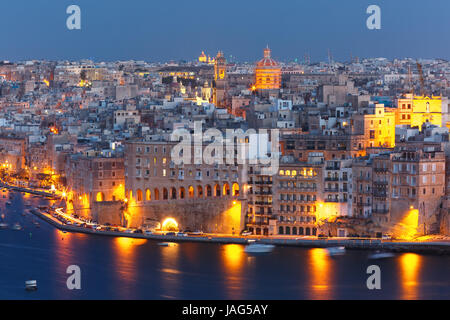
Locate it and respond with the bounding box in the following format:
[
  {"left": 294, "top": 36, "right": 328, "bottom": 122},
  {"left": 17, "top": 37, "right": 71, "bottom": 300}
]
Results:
[{"left": 213, "top": 51, "right": 227, "bottom": 108}]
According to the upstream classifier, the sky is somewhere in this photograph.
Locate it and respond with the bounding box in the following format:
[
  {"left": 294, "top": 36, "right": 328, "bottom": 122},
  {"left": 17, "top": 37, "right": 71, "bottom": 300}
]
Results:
[{"left": 1, "top": 0, "right": 449, "bottom": 63}]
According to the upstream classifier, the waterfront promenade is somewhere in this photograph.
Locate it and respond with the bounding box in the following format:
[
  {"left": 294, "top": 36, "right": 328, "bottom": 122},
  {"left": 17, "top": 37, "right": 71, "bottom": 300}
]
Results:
[{"left": 28, "top": 204, "right": 450, "bottom": 255}]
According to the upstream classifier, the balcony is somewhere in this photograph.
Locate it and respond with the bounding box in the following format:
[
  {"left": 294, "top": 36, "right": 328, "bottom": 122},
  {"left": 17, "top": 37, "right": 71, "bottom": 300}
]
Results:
[
  {"left": 356, "top": 202, "right": 371, "bottom": 207},
  {"left": 373, "top": 209, "right": 389, "bottom": 214},
  {"left": 253, "top": 191, "right": 273, "bottom": 195},
  {"left": 325, "top": 199, "right": 347, "bottom": 203},
  {"left": 373, "top": 192, "right": 387, "bottom": 198},
  {"left": 255, "top": 181, "right": 272, "bottom": 185},
  {"left": 255, "top": 201, "right": 272, "bottom": 206}
]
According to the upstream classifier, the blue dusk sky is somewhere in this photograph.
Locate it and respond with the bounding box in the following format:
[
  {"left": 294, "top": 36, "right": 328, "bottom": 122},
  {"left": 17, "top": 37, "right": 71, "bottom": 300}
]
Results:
[{"left": 0, "top": 0, "right": 449, "bottom": 62}]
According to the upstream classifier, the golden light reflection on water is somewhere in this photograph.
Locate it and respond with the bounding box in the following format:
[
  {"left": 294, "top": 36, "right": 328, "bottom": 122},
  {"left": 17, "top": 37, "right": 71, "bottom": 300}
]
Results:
[
  {"left": 159, "top": 242, "right": 180, "bottom": 299},
  {"left": 308, "top": 248, "right": 334, "bottom": 299},
  {"left": 399, "top": 253, "right": 422, "bottom": 300},
  {"left": 53, "top": 229, "right": 83, "bottom": 298},
  {"left": 113, "top": 237, "right": 147, "bottom": 297},
  {"left": 221, "top": 244, "right": 245, "bottom": 299}
]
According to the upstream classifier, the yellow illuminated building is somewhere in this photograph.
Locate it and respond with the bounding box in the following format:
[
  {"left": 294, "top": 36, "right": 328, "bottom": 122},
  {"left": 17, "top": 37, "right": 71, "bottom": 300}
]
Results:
[
  {"left": 254, "top": 46, "right": 281, "bottom": 90},
  {"left": 198, "top": 51, "right": 216, "bottom": 65},
  {"left": 198, "top": 51, "right": 207, "bottom": 63},
  {"left": 396, "top": 94, "right": 443, "bottom": 130},
  {"left": 359, "top": 104, "right": 396, "bottom": 148}
]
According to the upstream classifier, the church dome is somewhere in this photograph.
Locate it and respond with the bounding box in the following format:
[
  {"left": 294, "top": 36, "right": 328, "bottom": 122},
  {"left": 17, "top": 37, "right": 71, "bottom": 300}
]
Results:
[
  {"left": 254, "top": 46, "right": 281, "bottom": 90},
  {"left": 256, "top": 47, "right": 279, "bottom": 68}
]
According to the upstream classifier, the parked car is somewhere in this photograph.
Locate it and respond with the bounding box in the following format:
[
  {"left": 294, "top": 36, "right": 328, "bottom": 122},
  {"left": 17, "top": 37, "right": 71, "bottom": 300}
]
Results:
[
  {"left": 176, "top": 232, "right": 187, "bottom": 237},
  {"left": 187, "top": 230, "right": 203, "bottom": 236},
  {"left": 133, "top": 229, "right": 143, "bottom": 234},
  {"left": 240, "top": 230, "right": 252, "bottom": 236},
  {"left": 165, "top": 232, "right": 176, "bottom": 236}
]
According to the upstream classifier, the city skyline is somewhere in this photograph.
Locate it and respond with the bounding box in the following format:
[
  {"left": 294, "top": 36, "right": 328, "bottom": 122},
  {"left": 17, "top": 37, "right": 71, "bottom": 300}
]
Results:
[{"left": 1, "top": 0, "right": 450, "bottom": 62}]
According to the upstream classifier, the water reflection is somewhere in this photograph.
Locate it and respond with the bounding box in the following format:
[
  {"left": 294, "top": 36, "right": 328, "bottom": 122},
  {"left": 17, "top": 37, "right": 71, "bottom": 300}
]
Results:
[
  {"left": 308, "top": 248, "right": 334, "bottom": 299},
  {"left": 399, "top": 253, "right": 422, "bottom": 300},
  {"left": 113, "top": 237, "right": 147, "bottom": 298},
  {"left": 52, "top": 229, "right": 76, "bottom": 298},
  {"left": 159, "top": 242, "right": 180, "bottom": 299},
  {"left": 221, "top": 244, "right": 245, "bottom": 299}
]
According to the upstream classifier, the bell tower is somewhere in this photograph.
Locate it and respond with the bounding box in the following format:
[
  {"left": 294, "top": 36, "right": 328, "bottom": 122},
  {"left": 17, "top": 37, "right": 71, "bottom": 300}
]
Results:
[{"left": 213, "top": 51, "right": 227, "bottom": 107}]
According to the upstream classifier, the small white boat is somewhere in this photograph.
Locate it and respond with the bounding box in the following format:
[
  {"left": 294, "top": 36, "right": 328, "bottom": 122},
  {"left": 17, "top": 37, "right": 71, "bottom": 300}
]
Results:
[
  {"left": 12, "top": 223, "right": 22, "bottom": 231},
  {"left": 158, "top": 242, "right": 177, "bottom": 247},
  {"left": 244, "top": 243, "right": 275, "bottom": 254},
  {"left": 326, "top": 246, "right": 346, "bottom": 256},
  {"left": 368, "top": 251, "right": 395, "bottom": 260},
  {"left": 0, "top": 222, "right": 8, "bottom": 229},
  {"left": 25, "top": 280, "right": 37, "bottom": 291}
]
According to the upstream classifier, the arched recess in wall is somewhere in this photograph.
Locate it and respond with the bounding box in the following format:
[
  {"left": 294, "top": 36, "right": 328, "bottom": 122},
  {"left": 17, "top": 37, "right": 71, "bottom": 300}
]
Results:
[
  {"left": 214, "top": 184, "right": 220, "bottom": 197},
  {"left": 96, "top": 192, "right": 104, "bottom": 202},
  {"left": 232, "top": 183, "right": 240, "bottom": 196},
  {"left": 170, "top": 187, "right": 177, "bottom": 200},
  {"left": 179, "top": 187, "right": 185, "bottom": 199},
  {"left": 223, "top": 183, "right": 230, "bottom": 196}
]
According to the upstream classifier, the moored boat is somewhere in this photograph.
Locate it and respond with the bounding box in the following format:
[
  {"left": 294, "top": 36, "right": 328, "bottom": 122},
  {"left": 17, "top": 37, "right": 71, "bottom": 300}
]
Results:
[
  {"left": 244, "top": 243, "right": 275, "bottom": 254},
  {"left": 25, "top": 280, "right": 37, "bottom": 291},
  {"left": 368, "top": 251, "right": 395, "bottom": 260},
  {"left": 12, "top": 223, "right": 22, "bottom": 231},
  {"left": 158, "top": 242, "right": 177, "bottom": 247},
  {"left": 326, "top": 246, "right": 346, "bottom": 256}
]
